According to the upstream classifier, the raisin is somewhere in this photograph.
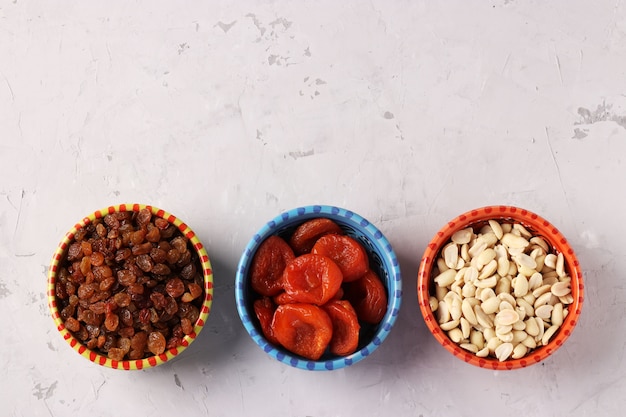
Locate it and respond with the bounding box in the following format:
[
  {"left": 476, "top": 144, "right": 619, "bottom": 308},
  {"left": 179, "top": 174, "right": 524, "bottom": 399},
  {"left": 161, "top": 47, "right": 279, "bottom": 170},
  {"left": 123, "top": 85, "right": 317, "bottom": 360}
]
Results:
[
  {"left": 180, "top": 318, "right": 193, "bottom": 335},
  {"left": 118, "top": 326, "right": 135, "bottom": 338},
  {"left": 166, "top": 337, "right": 182, "bottom": 350},
  {"left": 114, "top": 292, "right": 131, "bottom": 308},
  {"left": 81, "top": 241, "right": 93, "bottom": 256},
  {"left": 136, "top": 208, "right": 152, "bottom": 227},
  {"left": 56, "top": 281, "right": 68, "bottom": 300},
  {"left": 166, "top": 249, "right": 180, "bottom": 265},
  {"left": 77, "top": 283, "right": 96, "bottom": 300},
  {"left": 108, "top": 347, "right": 125, "bottom": 361},
  {"left": 165, "top": 278, "right": 185, "bottom": 298},
  {"left": 170, "top": 237, "right": 187, "bottom": 254},
  {"left": 117, "top": 269, "right": 137, "bottom": 286},
  {"left": 65, "top": 316, "right": 80, "bottom": 332},
  {"left": 89, "top": 301, "right": 107, "bottom": 314},
  {"left": 151, "top": 263, "right": 171, "bottom": 276},
  {"left": 180, "top": 262, "right": 196, "bottom": 280},
  {"left": 67, "top": 242, "right": 83, "bottom": 261},
  {"left": 74, "top": 228, "right": 88, "bottom": 242},
  {"left": 147, "top": 331, "right": 166, "bottom": 355},
  {"left": 104, "top": 313, "right": 119, "bottom": 331},
  {"left": 130, "top": 229, "right": 146, "bottom": 246},
  {"left": 99, "top": 276, "right": 116, "bottom": 292},
  {"left": 90, "top": 251, "right": 105, "bottom": 267},
  {"left": 136, "top": 254, "right": 153, "bottom": 272},
  {"left": 95, "top": 223, "right": 107, "bottom": 238},
  {"left": 78, "top": 256, "right": 91, "bottom": 276},
  {"left": 131, "top": 242, "right": 152, "bottom": 256},
  {"left": 149, "top": 248, "right": 167, "bottom": 264},
  {"left": 150, "top": 292, "right": 167, "bottom": 310},
  {"left": 104, "top": 214, "right": 120, "bottom": 229},
  {"left": 114, "top": 248, "right": 132, "bottom": 263},
  {"left": 127, "top": 283, "right": 144, "bottom": 295},
  {"left": 145, "top": 224, "right": 161, "bottom": 243},
  {"left": 155, "top": 218, "right": 169, "bottom": 229},
  {"left": 139, "top": 308, "right": 151, "bottom": 325},
  {"left": 119, "top": 308, "right": 133, "bottom": 327}
]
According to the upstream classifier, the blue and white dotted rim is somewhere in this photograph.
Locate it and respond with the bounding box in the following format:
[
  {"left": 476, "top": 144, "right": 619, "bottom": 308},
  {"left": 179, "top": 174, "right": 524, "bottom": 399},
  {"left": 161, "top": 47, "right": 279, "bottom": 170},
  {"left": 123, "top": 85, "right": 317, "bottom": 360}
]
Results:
[{"left": 235, "top": 205, "right": 402, "bottom": 371}]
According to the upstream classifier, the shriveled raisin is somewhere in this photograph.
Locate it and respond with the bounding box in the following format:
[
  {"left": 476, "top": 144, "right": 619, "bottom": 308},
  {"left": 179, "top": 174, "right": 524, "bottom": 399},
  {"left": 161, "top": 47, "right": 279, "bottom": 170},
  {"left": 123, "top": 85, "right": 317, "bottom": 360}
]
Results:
[
  {"left": 136, "top": 254, "right": 153, "bottom": 272},
  {"left": 118, "top": 326, "right": 135, "bottom": 338},
  {"left": 99, "top": 276, "right": 116, "bottom": 292},
  {"left": 119, "top": 308, "right": 133, "bottom": 327},
  {"left": 170, "top": 237, "right": 188, "bottom": 254},
  {"left": 150, "top": 292, "right": 167, "bottom": 310},
  {"left": 67, "top": 242, "right": 83, "bottom": 261},
  {"left": 77, "top": 283, "right": 96, "bottom": 300},
  {"left": 180, "top": 318, "right": 193, "bottom": 335},
  {"left": 104, "top": 313, "right": 119, "bottom": 331},
  {"left": 165, "top": 278, "right": 185, "bottom": 298},
  {"left": 95, "top": 223, "right": 107, "bottom": 238},
  {"left": 166, "top": 249, "right": 181, "bottom": 265},
  {"left": 65, "top": 316, "right": 80, "bottom": 332},
  {"left": 108, "top": 347, "right": 125, "bottom": 361},
  {"left": 139, "top": 308, "right": 151, "bottom": 325},
  {"left": 104, "top": 214, "right": 120, "bottom": 229},
  {"left": 136, "top": 208, "right": 152, "bottom": 227},
  {"left": 90, "top": 251, "right": 105, "bottom": 267},
  {"left": 147, "top": 331, "right": 166, "bottom": 355},
  {"left": 131, "top": 242, "right": 152, "bottom": 256},
  {"left": 114, "top": 292, "right": 131, "bottom": 308},
  {"left": 166, "top": 337, "right": 182, "bottom": 350},
  {"left": 151, "top": 263, "right": 171, "bottom": 276},
  {"left": 127, "top": 283, "right": 144, "bottom": 295},
  {"left": 93, "top": 265, "right": 113, "bottom": 280},
  {"left": 149, "top": 247, "right": 167, "bottom": 264},
  {"left": 80, "top": 241, "right": 93, "bottom": 256},
  {"left": 117, "top": 269, "right": 137, "bottom": 286},
  {"left": 155, "top": 217, "right": 169, "bottom": 230},
  {"left": 176, "top": 250, "right": 192, "bottom": 267},
  {"left": 114, "top": 248, "right": 132, "bottom": 263},
  {"left": 145, "top": 224, "right": 161, "bottom": 243},
  {"left": 180, "top": 262, "right": 196, "bottom": 280},
  {"left": 89, "top": 301, "right": 107, "bottom": 314},
  {"left": 130, "top": 229, "right": 146, "bottom": 246}
]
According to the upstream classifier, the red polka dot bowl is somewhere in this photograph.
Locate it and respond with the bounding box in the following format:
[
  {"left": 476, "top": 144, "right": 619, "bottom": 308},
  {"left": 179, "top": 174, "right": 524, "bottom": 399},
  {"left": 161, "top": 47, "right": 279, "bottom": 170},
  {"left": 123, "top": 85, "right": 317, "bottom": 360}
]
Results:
[
  {"left": 47, "top": 204, "right": 214, "bottom": 370},
  {"left": 417, "top": 205, "right": 584, "bottom": 370}
]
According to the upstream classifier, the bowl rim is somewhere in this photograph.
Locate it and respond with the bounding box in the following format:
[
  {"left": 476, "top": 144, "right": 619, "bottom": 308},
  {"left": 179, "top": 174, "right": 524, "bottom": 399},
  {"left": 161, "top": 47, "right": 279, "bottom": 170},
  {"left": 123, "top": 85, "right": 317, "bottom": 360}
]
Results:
[
  {"left": 235, "top": 204, "right": 402, "bottom": 371},
  {"left": 47, "top": 203, "right": 214, "bottom": 370},
  {"left": 417, "top": 205, "right": 584, "bottom": 370}
]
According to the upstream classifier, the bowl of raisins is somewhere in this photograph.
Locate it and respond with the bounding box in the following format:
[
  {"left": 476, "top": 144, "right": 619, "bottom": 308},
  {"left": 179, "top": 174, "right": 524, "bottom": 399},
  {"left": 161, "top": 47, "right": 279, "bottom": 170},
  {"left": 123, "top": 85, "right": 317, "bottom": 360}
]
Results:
[
  {"left": 47, "top": 204, "right": 214, "bottom": 369},
  {"left": 417, "top": 205, "right": 584, "bottom": 370},
  {"left": 235, "top": 205, "right": 402, "bottom": 371}
]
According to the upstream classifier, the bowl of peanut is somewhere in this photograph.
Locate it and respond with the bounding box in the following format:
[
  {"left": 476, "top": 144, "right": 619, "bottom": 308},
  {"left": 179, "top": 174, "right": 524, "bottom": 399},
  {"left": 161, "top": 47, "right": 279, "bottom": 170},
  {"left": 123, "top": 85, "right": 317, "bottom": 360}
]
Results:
[
  {"left": 417, "top": 206, "right": 584, "bottom": 370},
  {"left": 47, "top": 204, "right": 213, "bottom": 370}
]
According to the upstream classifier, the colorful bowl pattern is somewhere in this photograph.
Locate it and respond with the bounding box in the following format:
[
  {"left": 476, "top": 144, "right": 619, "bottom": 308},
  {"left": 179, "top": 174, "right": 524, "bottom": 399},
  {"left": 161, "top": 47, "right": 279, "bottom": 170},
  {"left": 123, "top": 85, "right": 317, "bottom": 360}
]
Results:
[
  {"left": 47, "top": 204, "right": 214, "bottom": 370},
  {"left": 235, "top": 205, "right": 402, "bottom": 371},
  {"left": 417, "top": 205, "right": 584, "bottom": 370}
]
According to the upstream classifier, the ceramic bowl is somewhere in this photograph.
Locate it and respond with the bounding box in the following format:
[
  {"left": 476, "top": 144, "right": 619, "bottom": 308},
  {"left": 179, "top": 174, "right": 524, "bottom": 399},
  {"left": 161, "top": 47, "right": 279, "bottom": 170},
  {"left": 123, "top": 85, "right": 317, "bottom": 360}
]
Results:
[
  {"left": 47, "top": 204, "right": 214, "bottom": 370},
  {"left": 235, "top": 205, "right": 402, "bottom": 371},
  {"left": 417, "top": 205, "right": 584, "bottom": 370}
]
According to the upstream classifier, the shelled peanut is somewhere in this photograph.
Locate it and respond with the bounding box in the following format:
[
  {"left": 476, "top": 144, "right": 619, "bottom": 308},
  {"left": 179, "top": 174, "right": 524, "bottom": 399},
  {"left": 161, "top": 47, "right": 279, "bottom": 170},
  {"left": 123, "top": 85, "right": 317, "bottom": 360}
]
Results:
[{"left": 429, "top": 220, "right": 573, "bottom": 362}]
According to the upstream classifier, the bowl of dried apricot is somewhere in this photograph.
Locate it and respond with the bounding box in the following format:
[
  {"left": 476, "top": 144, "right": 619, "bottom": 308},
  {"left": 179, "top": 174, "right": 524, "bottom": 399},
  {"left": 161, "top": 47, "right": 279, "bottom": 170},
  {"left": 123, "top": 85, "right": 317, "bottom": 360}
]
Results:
[
  {"left": 418, "top": 205, "right": 584, "bottom": 370},
  {"left": 235, "top": 205, "right": 402, "bottom": 371},
  {"left": 47, "top": 204, "right": 213, "bottom": 370}
]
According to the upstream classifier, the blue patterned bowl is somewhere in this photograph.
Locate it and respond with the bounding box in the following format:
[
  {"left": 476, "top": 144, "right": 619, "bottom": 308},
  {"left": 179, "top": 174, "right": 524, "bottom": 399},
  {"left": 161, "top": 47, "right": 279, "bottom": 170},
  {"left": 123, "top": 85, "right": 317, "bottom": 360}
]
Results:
[{"left": 235, "top": 205, "right": 402, "bottom": 371}]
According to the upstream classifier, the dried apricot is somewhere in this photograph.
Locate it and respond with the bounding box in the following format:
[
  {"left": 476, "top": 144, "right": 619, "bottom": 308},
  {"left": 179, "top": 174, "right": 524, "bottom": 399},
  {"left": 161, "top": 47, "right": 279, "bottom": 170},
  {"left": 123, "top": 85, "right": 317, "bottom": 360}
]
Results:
[
  {"left": 250, "top": 235, "right": 295, "bottom": 296},
  {"left": 271, "top": 303, "right": 333, "bottom": 360},
  {"left": 321, "top": 300, "right": 360, "bottom": 356},
  {"left": 253, "top": 297, "right": 280, "bottom": 346},
  {"left": 289, "top": 218, "right": 343, "bottom": 255},
  {"left": 343, "top": 270, "right": 387, "bottom": 324},
  {"left": 282, "top": 254, "right": 342, "bottom": 305},
  {"left": 311, "top": 234, "right": 369, "bottom": 282}
]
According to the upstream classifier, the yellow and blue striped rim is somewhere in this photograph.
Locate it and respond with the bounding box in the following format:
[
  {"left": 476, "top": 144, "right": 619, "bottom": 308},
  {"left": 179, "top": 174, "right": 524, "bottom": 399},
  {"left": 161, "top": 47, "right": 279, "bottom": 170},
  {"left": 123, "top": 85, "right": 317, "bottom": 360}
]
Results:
[{"left": 47, "top": 203, "right": 214, "bottom": 370}]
